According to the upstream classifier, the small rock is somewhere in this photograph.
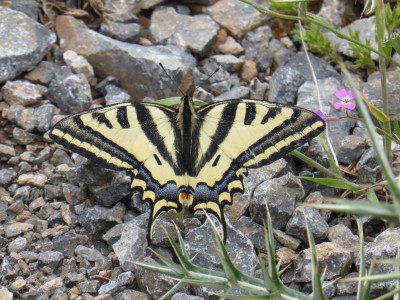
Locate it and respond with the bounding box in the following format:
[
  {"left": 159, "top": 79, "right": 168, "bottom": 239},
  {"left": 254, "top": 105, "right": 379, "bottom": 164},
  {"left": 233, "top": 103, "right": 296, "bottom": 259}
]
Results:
[
  {"left": 105, "top": 85, "right": 132, "bottom": 105},
  {"left": 0, "top": 144, "right": 16, "bottom": 157},
  {"left": 53, "top": 231, "right": 78, "bottom": 257},
  {"left": 63, "top": 50, "right": 95, "bottom": 82},
  {"left": 172, "top": 293, "right": 205, "bottom": 300},
  {"left": 4, "top": 222, "right": 34, "bottom": 237},
  {"left": 250, "top": 173, "right": 304, "bottom": 230},
  {"left": 328, "top": 224, "right": 360, "bottom": 257},
  {"left": 0, "top": 169, "right": 14, "bottom": 186},
  {"left": 293, "top": 242, "right": 352, "bottom": 282},
  {"left": 7, "top": 199, "right": 24, "bottom": 214},
  {"left": 7, "top": 236, "right": 28, "bottom": 253},
  {"left": 286, "top": 207, "right": 329, "bottom": 242},
  {"left": 112, "top": 221, "right": 147, "bottom": 271},
  {"left": 218, "top": 36, "right": 244, "bottom": 55},
  {"left": 100, "top": 21, "right": 143, "bottom": 43},
  {"left": 16, "top": 173, "right": 48, "bottom": 187},
  {"left": 276, "top": 247, "right": 298, "bottom": 265},
  {"left": 48, "top": 67, "right": 92, "bottom": 114},
  {"left": 10, "top": 277, "right": 26, "bottom": 291},
  {"left": 249, "top": 77, "right": 267, "bottom": 100},
  {"left": 75, "top": 245, "right": 104, "bottom": 262},
  {"left": 241, "top": 60, "right": 258, "bottom": 83},
  {"left": 215, "top": 86, "right": 250, "bottom": 101},
  {"left": 38, "top": 251, "right": 64, "bottom": 272},
  {"left": 0, "top": 7, "right": 56, "bottom": 83},
  {"left": 336, "top": 272, "right": 359, "bottom": 296},
  {"left": 234, "top": 216, "right": 266, "bottom": 252},
  {"left": 39, "top": 277, "right": 63, "bottom": 292},
  {"left": 12, "top": 127, "right": 36, "bottom": 144},
  {"left": 0, "top": 287, "right": 13, "bottom": 300},
  {"left": 242, "top": 25, "right": 273, "bottom": 72},
  {"left": 25, "top": 61, "right": 62, "bottom": 85},
  {"left": 98, "top": 280, "right": 122, "bottom": 295},
  {"left": 150, "top": 7, "right": 219, "bottom": 56},
  {"left": 103, "top": 0, "right": 141, "bottom": 22},
  {"left": 8, "top": 104, "right": 35, "bottom": 131},
  {"left": 78, "top": 280, "right": 100, "bottom": 293},
  {"left": 209, "top": 54, "right": 244, "bottom": 72},
  {"left": 206, "top": 0, "right": 267, "bottom": 39},
  {"left": 273, "top": 229, "right": 301, "bottom": 250},
  {"left": 116, "top": 271, "right": 135, "bottom": 286},
  {"left": 78, "top": 203, "right": 126, "bottom": 235},
  {"left": 1, "top": 80, "right": 47, "bottom": 106},
  {"left": 356, "top": 228, "right": 400, "bottom": 294},
  {"left": 363, "top": 69, "right": 400, "bottom": 120},
  {"left": 337, "top": 135, "right": 368, "bottom": 165},
  {"left": 33, "top": 104, "right": 56, "bottom": 132}
]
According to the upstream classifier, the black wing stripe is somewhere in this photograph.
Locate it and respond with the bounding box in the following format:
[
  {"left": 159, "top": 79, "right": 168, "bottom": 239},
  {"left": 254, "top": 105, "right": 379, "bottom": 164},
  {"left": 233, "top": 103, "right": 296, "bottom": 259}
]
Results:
[
  {"left": 117, "top": 106, "right": 130, "bottom": 128},
  {"left": 244, "top": 103, "right": 256, "bottom": 125},
  {"left": 51, "top": 116, "right": 140, "bottom": 170}
]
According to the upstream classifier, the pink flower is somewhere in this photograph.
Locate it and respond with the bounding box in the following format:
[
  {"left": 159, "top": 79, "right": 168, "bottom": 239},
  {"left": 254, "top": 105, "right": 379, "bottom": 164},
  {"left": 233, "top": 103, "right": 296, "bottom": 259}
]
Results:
[
  {"left": 333, "top": 89, "right": 356, "bottom": 110},
  {"left": 315, "top": 110, "right": 338, "bottom": 122}
]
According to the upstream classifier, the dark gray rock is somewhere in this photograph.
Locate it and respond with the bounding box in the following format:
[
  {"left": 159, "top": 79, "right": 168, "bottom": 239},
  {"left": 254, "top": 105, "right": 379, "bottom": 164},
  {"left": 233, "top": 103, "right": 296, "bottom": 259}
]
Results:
[
  {"left": 48, "top": 67, "right": 92, "bottom": 115},
  {"left": 356, "top": 228, "right": 400, "bottom": 295},
  {"left": 105, "top": 85, "right": 132, "bottom": 105},
  {"left": 234, "top": 216, "right": 266, "bottom": 252},
  {"left": 88, "top": 171, "right": 131, "bottom": 207},
  {"left": 116, "top": 271, "right": 135, "bottom": 286},
  {"left": 0, "top": 169, "right": 14, "bottom": 187},
  {"left": 33, "top": 104, "right": 56, "bottom": 132},
  {"left": 286, "top": 207, "right": 329, "bottom": 242},
  {"left": 0, "top": 257, "right": 14, "bottom": 277},
  {"left": 337, "top": 135, "right": 368, "bottom": 165},
  {"left": 250, "top": 173, "right": 304, "bottom": 230},
  {"left": 172, "top": 293, "right": 206, "bottom": 300},
  {"left": 64, "top": 272, "right": 86, "bottom": 288},
  {"left": 79, "top": 202, "right": 126, "bottom": 235},
  {"left": 112, "top": 221, "right": 147, "bottom": 271},
  {"left": 0, "top": 7, "right": 56, "bottom": 83},
  {"left": 9, "top": 0, "right": 39, "bottom": 21},
  {"left": 94, "top": 75, "right": 120, "bottom": 96},
  {"left": 103, "top": 224, "right": 124, "bottom": 246},
  {"left": 363, "top": 69, "right": 400, "bottom": 119},
  {"left": 269, "top": 53, "right": 340, "bottom": 105},
  {"left": 150, "top": 7, "right": 219, "bottom": 56},
  {"left": 78, "top": 280, "right": 100, "bottom": 293},
  {"left": 75, "top": 245, "right": 104, "bottom": 262},
  {"left": 115, "top": 289, "right": 152, "bottom": 300},
  {"left": 53, "top": 231, "right": 78, "bottom": 258},
  {"left": 242, "top": 25, "right": 273, "bottom": 72},
  {"left": 55, "top": 15, "right": 196, "bottom": 101},
  {"left": 13, "top": 186, "right": 32, "bottom": 203},
  {"left": 150, "top": 212, "right": 178, "bottom": 246},
  {"left": 100, "top": 21, "right": 143, "bottom": 43},
  {"left": 185, "top": 216, "right": 257, "bottom": 276},
  {"left": 215, "top": 86, "right": 250, "bottom": 101},
  {"left": 38, "top": 251, "right": 64, "bottom": 272},
  {"left": 99, "top": 280, "right": 122, "bottom": 295},
  {"left": 293, "top": 242, "right": 352, "bottom": 282},
  {"left": 336, "top": 272, "right": 359, "bottom": 296}
]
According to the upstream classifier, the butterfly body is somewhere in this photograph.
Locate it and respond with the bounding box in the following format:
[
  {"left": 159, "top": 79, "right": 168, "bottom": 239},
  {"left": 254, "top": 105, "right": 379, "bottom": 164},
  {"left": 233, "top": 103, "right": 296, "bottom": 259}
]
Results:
[{"left": 50, "top": 96, "right": 325, "bottom": 241}]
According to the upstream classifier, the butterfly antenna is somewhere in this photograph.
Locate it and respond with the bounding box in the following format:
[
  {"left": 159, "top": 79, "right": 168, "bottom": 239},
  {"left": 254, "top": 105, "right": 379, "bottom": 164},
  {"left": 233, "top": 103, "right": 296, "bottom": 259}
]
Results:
[
  {"left": 193, "top": 65, "right": 222, "bottom": 95},
  {"left": 159, "top": 62, "right": 185, "bottom": 96}
]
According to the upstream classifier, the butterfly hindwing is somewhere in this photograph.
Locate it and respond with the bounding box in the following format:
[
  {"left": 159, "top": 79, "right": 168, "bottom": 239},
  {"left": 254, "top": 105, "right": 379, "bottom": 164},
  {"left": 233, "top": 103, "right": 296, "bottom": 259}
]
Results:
[{"left": 187, "top": 99, "right": 325, "bottom": 238}]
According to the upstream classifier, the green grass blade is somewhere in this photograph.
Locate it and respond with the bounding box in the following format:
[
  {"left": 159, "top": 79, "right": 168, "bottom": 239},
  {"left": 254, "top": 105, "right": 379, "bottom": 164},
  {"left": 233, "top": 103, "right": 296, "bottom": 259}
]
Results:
[{"left": 299, "top": 176, "right": 362, "bottom": 191}]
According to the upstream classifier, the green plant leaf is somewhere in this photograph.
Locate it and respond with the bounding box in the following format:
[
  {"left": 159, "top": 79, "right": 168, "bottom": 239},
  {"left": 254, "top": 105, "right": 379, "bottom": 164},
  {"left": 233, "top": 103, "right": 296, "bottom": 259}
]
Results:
[{"left": 299, "top": 177, "right": 362, "bottom": 191}]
